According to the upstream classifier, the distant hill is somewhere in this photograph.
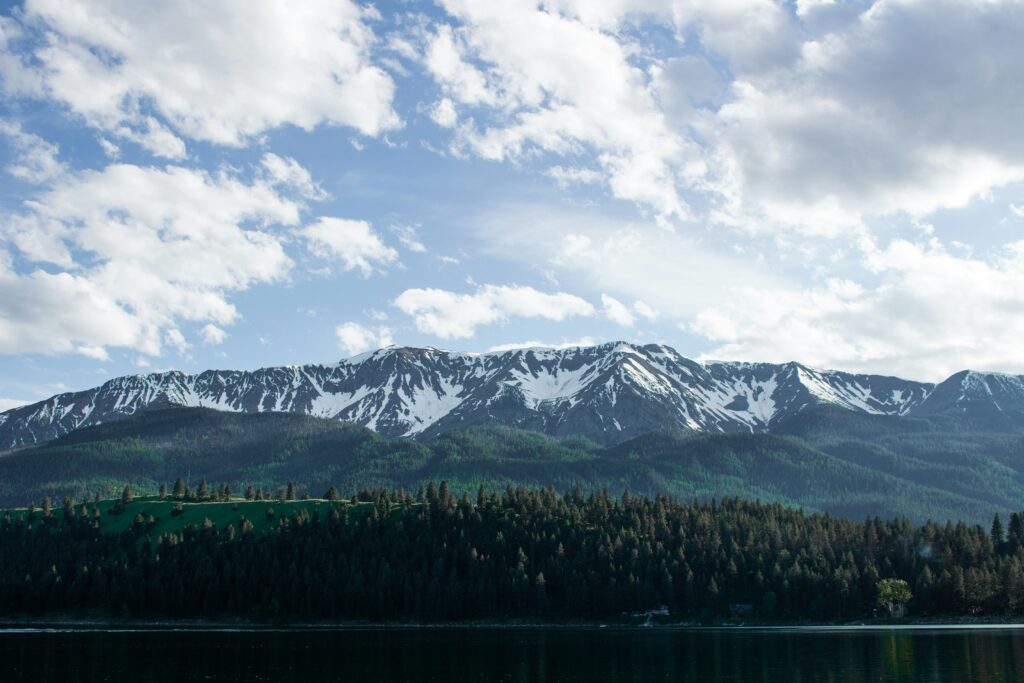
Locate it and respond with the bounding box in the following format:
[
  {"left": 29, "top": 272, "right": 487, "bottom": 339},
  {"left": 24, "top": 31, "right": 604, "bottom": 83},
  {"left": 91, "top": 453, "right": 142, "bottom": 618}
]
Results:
[
  {"left": 11, "top": 342, "right": 1024, "bottom": 449},
  {"left": 1, "top": 406, "right": 1021, "bottom": 525}
]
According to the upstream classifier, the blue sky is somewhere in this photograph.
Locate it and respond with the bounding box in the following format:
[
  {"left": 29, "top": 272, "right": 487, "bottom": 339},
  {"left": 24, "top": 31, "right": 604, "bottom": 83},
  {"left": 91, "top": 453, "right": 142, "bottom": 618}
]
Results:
[{"left": 2, "top": 0, "right": 1024, "bottom": 407}]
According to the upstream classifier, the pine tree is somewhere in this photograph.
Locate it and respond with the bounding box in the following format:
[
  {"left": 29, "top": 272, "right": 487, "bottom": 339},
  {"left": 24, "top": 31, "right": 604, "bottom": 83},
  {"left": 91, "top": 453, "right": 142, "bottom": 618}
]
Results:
[
  {"left": 173, "top": 478, "right": 185, "bottom": 498},
  {"left": 198, "top": 480, "right": 209, "bottom": 500},
  {"left": 992, "top": 514, "right": 1005, "bottom": 549},
  {"left": 121, "top": 485, "right": 133, "bottom": 505},
  {"left": 159, "top": 483, "right": 168, "bottom": 499},
  {"left": 325, "top": 486, "right": 339, "bottom": 502},
  {"left": 1010, "top": 513, "right": 1024, "bottom": 551},
  {"left": 286, "top": 482, "right": 296, "bottom": 501}
]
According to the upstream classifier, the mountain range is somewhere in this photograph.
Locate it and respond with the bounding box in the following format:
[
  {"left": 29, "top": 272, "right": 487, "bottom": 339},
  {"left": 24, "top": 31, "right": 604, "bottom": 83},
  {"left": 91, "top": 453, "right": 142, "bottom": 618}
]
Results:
[{"left": 4, "top": 341, "right": 1024, "bottom": 449}]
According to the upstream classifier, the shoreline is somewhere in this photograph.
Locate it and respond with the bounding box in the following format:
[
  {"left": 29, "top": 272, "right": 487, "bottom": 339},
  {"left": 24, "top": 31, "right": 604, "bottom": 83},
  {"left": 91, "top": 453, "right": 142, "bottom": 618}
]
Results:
[{"left": 3, "top": 615, "right": 1024, "bottom": 632}]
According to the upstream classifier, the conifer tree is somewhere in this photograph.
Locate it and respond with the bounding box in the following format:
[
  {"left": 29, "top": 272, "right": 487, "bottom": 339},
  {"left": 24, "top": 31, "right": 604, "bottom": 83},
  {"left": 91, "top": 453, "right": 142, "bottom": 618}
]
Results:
[
  {"left": 1010, "top": 513, "right": 1024, "bottom": 550},
  {"left": 992, "top": 514, "right": 1005, "bottom": 549}
]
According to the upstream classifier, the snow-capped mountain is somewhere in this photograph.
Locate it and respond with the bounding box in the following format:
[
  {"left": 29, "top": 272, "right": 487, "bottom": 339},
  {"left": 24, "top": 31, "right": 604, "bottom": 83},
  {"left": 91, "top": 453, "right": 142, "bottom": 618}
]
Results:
[
  {"left": 909, "top": 370, "right": 1024, "bottom": 428},
  {"left": 1, "top": 342, "right": 1019, "bottom": 449}
]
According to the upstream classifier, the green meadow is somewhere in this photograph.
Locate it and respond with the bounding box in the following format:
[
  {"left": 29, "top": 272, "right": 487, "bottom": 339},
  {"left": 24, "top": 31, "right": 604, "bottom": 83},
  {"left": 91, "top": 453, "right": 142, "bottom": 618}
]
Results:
[{"left": 4, "top": 496, "right": 382, "bottom": 536}]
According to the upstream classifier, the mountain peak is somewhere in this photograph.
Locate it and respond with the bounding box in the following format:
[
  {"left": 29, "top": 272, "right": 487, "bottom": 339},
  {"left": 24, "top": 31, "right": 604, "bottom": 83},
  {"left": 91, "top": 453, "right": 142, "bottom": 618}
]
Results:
[{"left": 1, "top": 343, "right": 1018, "bottom": 449}]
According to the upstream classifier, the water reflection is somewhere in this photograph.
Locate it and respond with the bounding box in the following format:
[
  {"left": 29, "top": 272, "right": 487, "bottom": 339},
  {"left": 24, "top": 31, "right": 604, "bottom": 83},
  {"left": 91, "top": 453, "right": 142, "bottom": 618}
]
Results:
[{"left": 0, "top": 627, "right": 1022, "bottom": 682}]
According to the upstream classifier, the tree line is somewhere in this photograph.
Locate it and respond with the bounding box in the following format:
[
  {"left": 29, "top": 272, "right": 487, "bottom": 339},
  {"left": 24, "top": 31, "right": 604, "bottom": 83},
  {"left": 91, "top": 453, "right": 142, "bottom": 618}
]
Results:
[{"left": 2, "top": 483, "right": 1023, "bottom": 622}]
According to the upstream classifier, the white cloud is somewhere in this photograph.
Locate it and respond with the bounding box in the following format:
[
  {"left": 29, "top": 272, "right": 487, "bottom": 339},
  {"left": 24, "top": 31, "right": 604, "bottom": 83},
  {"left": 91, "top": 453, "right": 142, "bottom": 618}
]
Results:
[
  {"left": 0, "top": 397, "right": 29, "bottom": 412},
  {"left": 165, "top": 328, "right": 189, "bottom": 354},
  {"left": 3, "top": 0, "right": 399, "bottom": 154},
  {"left": 692, "top": 239, "right": 1024, "bottom": 380},
  {"left": 301, "top": 217, "right": 398, "bottom": 276},
  {"left": 419, "top": 1, "right": 694, "bottom": 222},
  {"left": 425, "top": 24, "right": 496, "bottom": 107},
  {"left": 393, "top": 283, "right": 595, "bottom": 339},
  {"left": 633, "top": 299, "right": 658, "bottom": 321},
  {"left": 199, "top": 323, "right": 228, "bottom": 346},
  {"left": 429, "top": 97, "right": 458, "bottom": 128},
  {"left": 392, "top": 224, "right": 427, "bottom": 252},
  {"left": 601, "top": 293, "right": 634, "bottom": 327},
  {"left": 415, "top": 1, "right": 1024, "bottom": 235},
  {"left": 97, "top": 137, "right": 120, "bottom": 159},
  {"left": 472, "top": 204, "right": 783, "bottom": 320},
  {"left": 0, "top": 160, "right": 309, "bottom": 357},
  {"left": 696, "top": 0, "right": 1024, "bottom": 234},
  {"left": 336, "top": 321, "right": 394, "bottom": 356},
  {"left": 1011, "top": 204, "right": 1024, "bottom": 219},
  {"left": 115, "top": 117, "right": 187, "bottom": 160},
  {"left": 0, "top": 120, "right": 66, "bottom": 183},
  {"left": 486, "top": 337, "right": 598, "bottom": 353},
  {"left": 545, "top": 165, "right": 603, "bottom": 188},
  {"left": 261, "top": 153, "right": 327, "bottom": 200}
]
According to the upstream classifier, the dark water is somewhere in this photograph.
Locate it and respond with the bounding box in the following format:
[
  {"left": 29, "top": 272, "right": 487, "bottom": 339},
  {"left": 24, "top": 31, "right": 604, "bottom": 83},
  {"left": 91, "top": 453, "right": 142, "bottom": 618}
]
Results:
[{"left": 1, "top": 626, "right": 1023, "bottom": 682}]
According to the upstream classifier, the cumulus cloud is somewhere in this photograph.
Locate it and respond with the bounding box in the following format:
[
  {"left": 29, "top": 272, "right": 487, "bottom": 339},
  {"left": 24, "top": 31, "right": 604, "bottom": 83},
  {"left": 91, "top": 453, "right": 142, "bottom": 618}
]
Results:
[
  {"left": 261, "top": 153, "right": 328, "bottom": 201},
  {"left": 408, "top": 1, "right": 1024, "bottom": 377},
  {"left": 0, "top": 397, "right": 28, "bottom": 412},
  {"left": 336, "top": 321, "right": 394, "bottom": 356},
  {"left": 0, "top": 120, "right": 66, "bottom": 183},
  {"left": 472, "top": 204, "right": 783, "bottom": 320},
  {"left": 393, "top": 284, "right": 595, "bottom": 339},
  {"left": 486, "top": 337, "right": 598, "bottom": 353},
  {"left": 545, "top": 165, "right": 603, "bottom": 188},
  {"left": 199, "top": 323, "right": 228, "bottom": 346},
  {"left": 633, "top": 300, "right": 658, "bottom": 321},
  {"left": 429, "top": 97, "right": 458, "bottom": 128},
  {"left": 692, "top": 239, "right": 1024, "bottom": 380},
  {"left": 417, "top": 1, "right": 694, "bottom": 222},
  {"left": 97, "top": 138, "right": 120, "bottom": 159},
  {"left": 601, "top": 294, "right": 634, "bottom": 327},
  {"left": 0, "top": 159, "right": 312, "bottom": 358},
  {"left": 301, "top": 217, "right": 398, "bottom": 276},
  {"left": 2, "top": 0, "right": 399, "bottom": 154},
  {"left": 701, "top": 0, "right": 1024, "bottom": 234},
  {"left": 413, "top": 0, "right": 1024, "bottom": 235},
  {"left": 391, "top": 224, "right": 427, "bottom": 253}
]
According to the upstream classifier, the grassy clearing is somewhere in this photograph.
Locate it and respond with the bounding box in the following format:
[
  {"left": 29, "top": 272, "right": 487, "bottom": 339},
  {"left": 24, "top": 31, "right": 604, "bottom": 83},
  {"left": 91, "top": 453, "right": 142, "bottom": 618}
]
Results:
[{"left": 4, "top": 496, "right": 380, "bottom": 536}]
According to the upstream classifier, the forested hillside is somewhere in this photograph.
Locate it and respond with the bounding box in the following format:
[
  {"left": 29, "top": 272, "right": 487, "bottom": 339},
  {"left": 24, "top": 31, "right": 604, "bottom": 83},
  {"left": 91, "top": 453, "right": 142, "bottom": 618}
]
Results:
[
  {"left": 2, "top": 487, "right": 1023, "bottom": 623},
  {"left": 0, "top": 407, "right": 1021, "bottom": 524}
]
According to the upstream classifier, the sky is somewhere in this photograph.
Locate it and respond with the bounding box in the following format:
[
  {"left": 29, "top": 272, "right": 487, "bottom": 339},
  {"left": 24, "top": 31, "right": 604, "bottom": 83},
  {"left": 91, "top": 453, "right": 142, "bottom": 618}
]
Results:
[{"left": 1, "top": 0, "right": 1024, "bottom": 408}]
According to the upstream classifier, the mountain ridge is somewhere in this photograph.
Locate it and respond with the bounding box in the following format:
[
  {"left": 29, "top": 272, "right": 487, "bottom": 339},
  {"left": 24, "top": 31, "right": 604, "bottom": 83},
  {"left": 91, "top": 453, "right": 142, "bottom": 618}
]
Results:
[
  {"left": 2, "top": 404, "right": 1022, "bottom": 524},
  {"left": 2, "top": 341, "right": 1022, "bottom": 448}
]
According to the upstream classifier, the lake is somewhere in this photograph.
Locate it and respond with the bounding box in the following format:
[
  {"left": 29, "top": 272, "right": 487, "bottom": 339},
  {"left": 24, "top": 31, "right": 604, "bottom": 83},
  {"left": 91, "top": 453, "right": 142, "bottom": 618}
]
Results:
[{"left": 1, "top": 626, "right": 1023, "bottom": 682}]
